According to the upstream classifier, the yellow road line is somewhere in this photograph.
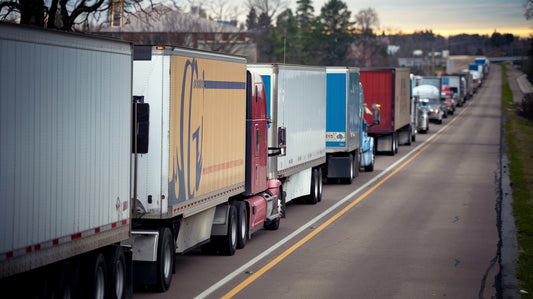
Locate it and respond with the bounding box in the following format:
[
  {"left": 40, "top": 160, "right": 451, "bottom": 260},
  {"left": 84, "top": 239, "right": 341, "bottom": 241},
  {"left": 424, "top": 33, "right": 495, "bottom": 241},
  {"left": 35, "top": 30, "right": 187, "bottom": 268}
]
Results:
[{"left": 222, "top": 101, "right": 473, "bottom": 299}]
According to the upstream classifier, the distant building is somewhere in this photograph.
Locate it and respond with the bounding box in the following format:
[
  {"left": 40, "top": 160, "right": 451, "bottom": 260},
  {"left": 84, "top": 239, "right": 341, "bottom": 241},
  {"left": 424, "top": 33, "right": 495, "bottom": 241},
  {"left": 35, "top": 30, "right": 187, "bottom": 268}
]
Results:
[
  {"left": 398, "top": 58, "right": 432, "bottom": 68},
  {"left": 90, "top": 5, "right": 258, "bottom": 62}
]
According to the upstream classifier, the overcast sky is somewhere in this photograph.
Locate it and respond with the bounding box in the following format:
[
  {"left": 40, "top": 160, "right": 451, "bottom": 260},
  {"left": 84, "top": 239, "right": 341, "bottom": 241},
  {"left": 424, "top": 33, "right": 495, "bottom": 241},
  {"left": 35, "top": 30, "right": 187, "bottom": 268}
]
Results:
[{"left": 296, "top": 0, "right": 532, "bottom": 37}]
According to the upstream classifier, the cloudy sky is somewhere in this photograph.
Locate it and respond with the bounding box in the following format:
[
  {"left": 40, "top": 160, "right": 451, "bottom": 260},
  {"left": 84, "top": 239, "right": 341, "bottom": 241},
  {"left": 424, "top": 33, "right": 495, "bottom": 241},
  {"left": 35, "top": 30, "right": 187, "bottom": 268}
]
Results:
[{"left": 299, "top": 0, "right": 532, "bottom": 37}]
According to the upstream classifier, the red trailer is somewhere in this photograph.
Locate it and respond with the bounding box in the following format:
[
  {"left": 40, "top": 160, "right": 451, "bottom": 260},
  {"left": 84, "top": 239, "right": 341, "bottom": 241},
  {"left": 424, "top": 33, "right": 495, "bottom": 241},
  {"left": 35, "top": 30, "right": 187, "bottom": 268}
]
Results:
[{"left": 360, "top": 68, "right": 411, "bottom": 155}]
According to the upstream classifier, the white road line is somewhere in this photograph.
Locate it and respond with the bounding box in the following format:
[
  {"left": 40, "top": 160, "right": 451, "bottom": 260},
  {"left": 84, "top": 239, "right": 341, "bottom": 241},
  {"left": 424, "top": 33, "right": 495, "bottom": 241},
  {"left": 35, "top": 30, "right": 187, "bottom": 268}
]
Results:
[{"left": 194, "top": 101, "right": 471, "bottom": 299}]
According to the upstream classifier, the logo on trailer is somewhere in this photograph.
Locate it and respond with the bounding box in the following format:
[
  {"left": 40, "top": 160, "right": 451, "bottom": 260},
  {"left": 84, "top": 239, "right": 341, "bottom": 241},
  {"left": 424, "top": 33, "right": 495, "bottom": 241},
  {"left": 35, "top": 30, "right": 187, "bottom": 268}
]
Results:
[{"left": 169, "top": 58, "right": 205, "bottom": 204}]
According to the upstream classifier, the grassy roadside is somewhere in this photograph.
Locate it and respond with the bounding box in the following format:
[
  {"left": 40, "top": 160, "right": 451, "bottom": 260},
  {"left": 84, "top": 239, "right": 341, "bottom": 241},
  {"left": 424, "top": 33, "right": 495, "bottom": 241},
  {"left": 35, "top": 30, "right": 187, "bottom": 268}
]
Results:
[{"left": 502, "top": 64, "right": 533, "bottom": 294}]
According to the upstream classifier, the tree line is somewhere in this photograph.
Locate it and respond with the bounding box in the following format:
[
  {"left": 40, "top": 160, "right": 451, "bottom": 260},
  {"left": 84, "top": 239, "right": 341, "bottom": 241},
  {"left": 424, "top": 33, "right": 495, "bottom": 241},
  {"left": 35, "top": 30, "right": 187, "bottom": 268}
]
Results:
[
  {"left": 1, "top": 0, "right": 531, "bottom": 68},
  {"left": 246, "top": 0, "right": 387, "bottom": 66}
]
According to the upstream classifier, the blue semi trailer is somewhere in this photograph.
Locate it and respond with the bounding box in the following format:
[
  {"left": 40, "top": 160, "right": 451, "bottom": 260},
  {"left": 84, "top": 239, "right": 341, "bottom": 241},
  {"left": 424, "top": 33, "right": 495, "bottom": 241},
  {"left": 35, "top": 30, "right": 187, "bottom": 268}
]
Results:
[{"left": 324, "top": 67, "right": 378, "bottom": 184}]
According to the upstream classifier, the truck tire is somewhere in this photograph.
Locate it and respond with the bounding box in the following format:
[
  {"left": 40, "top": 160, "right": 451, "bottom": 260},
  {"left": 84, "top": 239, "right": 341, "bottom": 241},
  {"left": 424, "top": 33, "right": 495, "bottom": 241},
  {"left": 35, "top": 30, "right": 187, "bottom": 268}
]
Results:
[
  {"left": 58, "top": 261, "right": 78, "bottom": 299},
  {"left": 406, "top": 126, "right": 412, "bottom": 145},
  {"left": 353, "top": 153, "right": 359, "bottom": 178},
  {"left": 156, "top": 227, "right": 174, "bottom": 292},
  {"left": 88, "top": 252, "right": 107, "bottom": 299},
  {"left": 107, "top": 245, "right": 126, "bottom": 299},
  {"left": 218, "top": 205, "right": 237, "bottom": 256},
  {"left": 364, "top": 152, "right": 375, "bottom": 172},
  {"left": 317, "top": 168, "right": 323, "bottom": 202},
  {"left": 342, "top": 155, "right": 354, "bottom": 184},
  {"left": 234, "top": 201, "right": 248, "bottom": 250},
  {"left": 389, "top": 133, "right": 397, "bottom": 156},
  {"left": 306, "top": 168, "right": 320, "bottom": 204}
]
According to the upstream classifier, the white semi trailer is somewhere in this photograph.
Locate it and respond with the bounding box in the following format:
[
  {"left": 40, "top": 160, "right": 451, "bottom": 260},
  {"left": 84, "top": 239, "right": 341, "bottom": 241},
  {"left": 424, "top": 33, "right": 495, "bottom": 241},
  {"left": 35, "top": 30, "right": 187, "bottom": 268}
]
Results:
[{"left": 247, "top": 64, "right": 327, "bottom": 204}]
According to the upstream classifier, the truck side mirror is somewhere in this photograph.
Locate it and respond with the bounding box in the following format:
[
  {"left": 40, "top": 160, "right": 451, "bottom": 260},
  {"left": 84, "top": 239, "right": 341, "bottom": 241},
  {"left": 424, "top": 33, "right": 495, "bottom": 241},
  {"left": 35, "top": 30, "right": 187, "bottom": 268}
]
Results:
[
  {"left": 371, "top": 103, "right": 381, "bottom": 126},
  {"left": 278, "top": 126, "right": 286, "bottom": 156},
  {"left": 268, "top": 126, "right": 286, "bottom": 157},
  {"left": 132, "top": 96, "right": 150, "bottom": 154}
]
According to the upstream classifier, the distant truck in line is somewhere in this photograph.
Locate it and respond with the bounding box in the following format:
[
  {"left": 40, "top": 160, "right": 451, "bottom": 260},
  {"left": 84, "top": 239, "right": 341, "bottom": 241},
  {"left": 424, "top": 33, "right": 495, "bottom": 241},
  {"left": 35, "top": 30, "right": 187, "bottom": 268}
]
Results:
[
  {"left": 247, "top": 64, "right": 327, "bottom": 204},
  {"left": 442, "top": 75, "right": 465, "bottom": 107},
  {"left": 360, "top": 68, "right": 412, "bottom": 155},
  {"left": 475, "top": 57, "right": 490, "bottom": 78},
  {"left": 324, "top": 67, "right": 379, "bottom": 184},
  {"left": 469, "top": 64, "right": 483, "bottom": 91},
  {"left": 446, "top": 55, "right": 476, "bottom": 74}
]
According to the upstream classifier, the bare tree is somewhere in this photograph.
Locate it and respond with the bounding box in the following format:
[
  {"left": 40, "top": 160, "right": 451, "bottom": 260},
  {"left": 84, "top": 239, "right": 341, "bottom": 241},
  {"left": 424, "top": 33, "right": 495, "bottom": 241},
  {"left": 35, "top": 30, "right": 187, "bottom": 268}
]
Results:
[
  {"left": 0, "top": 0, "right": 157, "bottom": 31},
  {"left": 246, "top": 0, "right": 287, "bottom": 20},
  {"left": 525, "top": 0, "right": 533, "bottom": 20},
  {"left": 354, "top": 7, "right": 379, "bottom": 35},
  {"left": 204, "top": 0, "right": 241, "bottom": 23}
]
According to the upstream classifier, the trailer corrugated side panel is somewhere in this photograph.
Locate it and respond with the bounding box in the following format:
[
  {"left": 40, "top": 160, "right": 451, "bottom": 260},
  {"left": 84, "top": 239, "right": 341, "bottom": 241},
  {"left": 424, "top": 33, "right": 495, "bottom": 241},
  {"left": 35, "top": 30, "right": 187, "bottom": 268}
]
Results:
[
  {"left": 169, "top": 54, "right": 247, "bottom": 216},
  {"left": 134, "top": 49, "right": 247, "bottom": 219},
  {"left": 0, "top": 24, "right": 132, "bottom": 278},
  {"left": 394, "top": 68, "right": 411, "bottom": 130},
  {"left": 360, "top": 69, "right": 394, "bottom": 133},
  {"left": 249, "top": 64, "right": 326, "bottom": 178},
  {"left": 326, "top": 67, "right": 360, "bottom": 153},
  {"left": 277, "top": 65, "right": 326, "bottom": 176}
]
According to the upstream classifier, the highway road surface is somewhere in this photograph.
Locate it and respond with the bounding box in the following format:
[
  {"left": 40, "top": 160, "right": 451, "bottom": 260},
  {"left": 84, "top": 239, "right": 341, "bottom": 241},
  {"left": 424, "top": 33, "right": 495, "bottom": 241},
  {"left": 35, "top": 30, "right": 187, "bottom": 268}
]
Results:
[{"left": 135, "top": 65, "right": 503, "bottom": 299}]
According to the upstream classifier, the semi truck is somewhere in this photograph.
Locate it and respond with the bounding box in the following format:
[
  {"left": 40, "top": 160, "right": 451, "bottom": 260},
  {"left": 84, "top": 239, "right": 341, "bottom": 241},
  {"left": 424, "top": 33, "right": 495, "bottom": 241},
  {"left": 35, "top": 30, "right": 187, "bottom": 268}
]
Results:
[
  {"left": 413, "top": 85, "right": 444, "bottom": 124},
  {"left": 323, "top": 67, "right": 379, "bottom": 184},
  {"left": 475, "top": 57, "right": 489, "bottom": 78},
  {"left": 441, "top": 75, "right": 464, "bottom": 107},
  {"left": 360, "top": 68, "right": 411, "bottom": 155},
  {"left": 446, "top": 55, "right": 475, "bottom": 74},
  {"left": 457, "top": 71, "right": 473, "bottom": 100},
  {"left": 359, "top": 83, "right": 380, "bottom": 172},
  {"left": 413, "top": 75, "right": 441, "bottom": 91},
  {"left": 469, "top": 64, "right": 483, "bottom": 91},
  {"left": 0, "top": 23, "right": 284, "bottom": 298},
  {"left": 247, "top": 64, "right": 327, "bottom": 204}
]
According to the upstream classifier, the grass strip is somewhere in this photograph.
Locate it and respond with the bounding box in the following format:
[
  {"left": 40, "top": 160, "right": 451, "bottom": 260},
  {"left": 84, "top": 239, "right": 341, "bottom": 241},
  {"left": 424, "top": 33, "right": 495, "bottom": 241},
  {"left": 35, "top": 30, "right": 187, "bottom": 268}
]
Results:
[{"left": 502, "top": 64, "right": 533, "bottom": 294}]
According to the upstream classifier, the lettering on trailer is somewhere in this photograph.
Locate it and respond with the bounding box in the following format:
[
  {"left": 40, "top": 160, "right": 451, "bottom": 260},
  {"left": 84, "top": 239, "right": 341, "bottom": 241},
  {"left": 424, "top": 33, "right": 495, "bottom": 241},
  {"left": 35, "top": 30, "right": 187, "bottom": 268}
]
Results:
[
  {"left": 168, "top": 58, "right": 246, "bottom": 205},
  {"left": 167, "top": 58, "right": 203, "bottom": 205}
]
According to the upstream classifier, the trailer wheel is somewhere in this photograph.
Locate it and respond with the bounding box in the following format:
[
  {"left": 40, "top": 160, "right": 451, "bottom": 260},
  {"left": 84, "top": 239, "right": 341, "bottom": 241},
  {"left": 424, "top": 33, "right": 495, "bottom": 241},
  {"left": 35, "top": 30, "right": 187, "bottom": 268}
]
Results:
[
  {"left": 406, "top": 126, "right": 412, "bottom": 145},
  {"left": 218, "top": 205, "right": 238, "bottom": 256},
  {"left": 107, "top": 245, "right": 126, "bottom": 299},
  {"left": 56, "top": 261, "right": 78, "bottom": 299},
  {"left": 88, "top": 252, "right": 107, "bottom": 299},
  {"left": 156, "top": 227, "right": 174, "bottom": 292},
  {"left": 394, "top": 133, "right": 400, "bottom": 154},
  {"left": 317, "top": 168, "right": 323, "bottom": 202},
  {"left": 353, "top": 153, "right": 359, "bottom": 178},
  {"left": 389, "top": 133, "right": 397, "bottom": 156},
  {"left": 306, "top": 168, "right": 320, "bottom": 204},
  {"left": 364, "top": 151, "right": 375, "bottom": 172},
  {"left": 342, "top": 155, "right": 354, "bottom": 184},
  {"left": 235, "top": 201, "right": 248, "bottom": 250}
]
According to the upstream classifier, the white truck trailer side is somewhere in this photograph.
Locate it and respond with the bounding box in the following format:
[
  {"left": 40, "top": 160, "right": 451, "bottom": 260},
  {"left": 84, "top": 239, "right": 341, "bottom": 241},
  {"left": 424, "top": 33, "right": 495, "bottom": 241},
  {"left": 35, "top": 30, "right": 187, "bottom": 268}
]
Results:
[
  {"left": 1, "top": 24, "right": 284, "bottom": 298},
  {"left": 0, "top": 23, "right": 132, "bottom": 298},
  {"left": 130, "top": 47, "right": 283, "bottom": 291},
  {"left": 247, "top": 64, "right": 327, "bottom": 204}
]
